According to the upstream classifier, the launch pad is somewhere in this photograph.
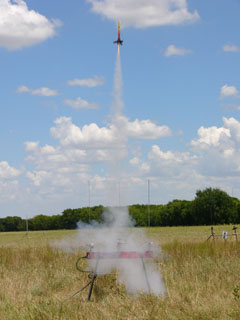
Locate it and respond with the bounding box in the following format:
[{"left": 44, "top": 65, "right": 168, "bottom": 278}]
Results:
[{"left": 74, "top": 242, "right": 154, "bottom": 301}]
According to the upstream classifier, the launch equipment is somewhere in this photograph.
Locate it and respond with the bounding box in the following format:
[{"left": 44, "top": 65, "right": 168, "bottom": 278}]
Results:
[
  {"left": 207, "top": 226, "right": 238, "bottom": 241},
  {"left": 65, "top": 241, "right": 154, "bottom": 302}
]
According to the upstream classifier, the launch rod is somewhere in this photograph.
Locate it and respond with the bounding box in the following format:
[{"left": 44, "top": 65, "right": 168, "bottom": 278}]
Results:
[{"left": 141, "top": 256, "right": 151, "bottom": 294}]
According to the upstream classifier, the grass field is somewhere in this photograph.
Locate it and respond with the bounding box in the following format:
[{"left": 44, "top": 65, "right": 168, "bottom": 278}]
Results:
[{"left": 0, "top": 226, "right": 240, "bottom": 319}]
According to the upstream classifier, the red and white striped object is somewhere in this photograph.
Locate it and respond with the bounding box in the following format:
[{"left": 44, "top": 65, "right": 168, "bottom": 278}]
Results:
[{"left": 86, "top": 250, "right": 154, "bottom": 260}]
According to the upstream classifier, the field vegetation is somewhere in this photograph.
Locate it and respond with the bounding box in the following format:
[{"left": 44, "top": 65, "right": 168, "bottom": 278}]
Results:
[{"left": 0, "top": 226, "right": 240, "bottom": 319}]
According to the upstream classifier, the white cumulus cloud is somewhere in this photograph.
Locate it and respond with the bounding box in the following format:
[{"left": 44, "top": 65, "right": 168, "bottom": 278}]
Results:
[
  {"left": 63, "top": 97, "right": 99, "bottom": 110},
  {"left": 129, "top": 157, "right": 140, "bottom": 166},
  {"left": 23, "top": 115, "right": 172, "bottom": 192},
  {"left": 50, "top": 117, "right": 118, "bottom": 148},
  {"left": 31, "top": 87, "right": 58, "bottom": 96},
  {"left": 67, "top": 75, "right": 105, "bottom": 87},
  {"left": 17, "top": 86, "right": 58, "bottom": 96},
  {"left": 17, "top": 85, "right": 30, "bottom": 93},
  {"left": 220, "top": 103, "right": 240, "bottom": 112},
  {"left": 26, "top": 170, "right": 48, "bottom": 187},
  {"left": 164, "top": 44, "right": 192, "bottom": 57},
  {"left": 223, "top": 117, "right": 240, "bottom": 143},
  {"left": 19, "top": 116, "right": 240, "bottom": 212},
  {"left": 130, "top": 117, "right": 240, "bottom": 188},
  {"left": 125, "top": 119, "right": 172, "bottom": 139},
  {"left": 0, "top": 0, "right": 61, "bottom": 50},
  {"left": 191, "top": 126, "right": 231, "bottom": 149},
  {"left": 189, "top": 117, "right": 240, "bottom": 177},
  {"left": 50, "top": 116, "right": 172, "bottom": 148},
  {"left": 130, "top": 145, "right": 197, "bottom": 181},
  {"left": 148, "top": 145, "right": 192, "bottom": 166},
  {"left": 24, "top": 141, "right": 39, "bottom": 152},
  {"left": 0, "top": 161, "right": 21, "bottom": 179},
  {"left": 219, "top": 84, "right": 239, "bottom": 100},
  {"left": 222, "top": 44, "right": 240, "bottom": 52},
  {"left": 87, "top": 0, "right": 200, "bottom": 28}
]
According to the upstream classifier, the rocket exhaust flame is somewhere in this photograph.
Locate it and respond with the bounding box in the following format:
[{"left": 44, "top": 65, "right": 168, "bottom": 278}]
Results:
[{"left": 114, "top": 21, "right": 123, "bottom": 52}]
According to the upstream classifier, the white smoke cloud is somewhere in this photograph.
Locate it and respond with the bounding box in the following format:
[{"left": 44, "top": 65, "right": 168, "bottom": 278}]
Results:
[
  {"left": 87, "top": 0, "right": 200, "bottom": 28},
  {"left": 79, "top": 55, "right": 165, "bottom": 295},
  {"left": 54, "top": 208, "right": 166, "bottom": 295},
  {"left": 0, "top": 0, "right": 61, "bottom": 50},
  {"left": 34, "top": 55, "right": 167, "bottom": 296}
]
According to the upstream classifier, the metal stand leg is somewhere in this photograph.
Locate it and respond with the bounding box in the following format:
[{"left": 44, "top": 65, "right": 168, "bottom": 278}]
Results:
[
  {"left": 233, "top": 226, "right": 238, "bottom": 242},
  {"left": 207, "top": 226, "right": 215, "bottom": 241},
  {"left": 141, "top": 257, "right": 151, "bottom": 294},
  {"left": 87, "top": 259, "right": 99, "bottom": 301},
  {"left": 87, "top": 274, "right": 97, "bottom": 301}
]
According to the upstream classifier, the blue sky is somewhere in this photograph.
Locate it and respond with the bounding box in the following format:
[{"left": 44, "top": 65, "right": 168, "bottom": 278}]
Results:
[{"left": 1, "top": 0, "right": 240, "bottom": 218}]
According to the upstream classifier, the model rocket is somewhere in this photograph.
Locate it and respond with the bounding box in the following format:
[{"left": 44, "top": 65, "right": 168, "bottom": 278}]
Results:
[{"left": 113, "top": 21, "right": 123, "bottom": 56}]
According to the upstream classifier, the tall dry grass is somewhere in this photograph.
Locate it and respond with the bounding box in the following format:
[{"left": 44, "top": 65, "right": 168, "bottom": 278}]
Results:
[{"left": 0, "top": 228, "right": 240, "bottom": 319}]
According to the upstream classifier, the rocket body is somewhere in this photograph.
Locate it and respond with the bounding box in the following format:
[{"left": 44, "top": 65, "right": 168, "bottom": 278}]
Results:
[
  {"left": 118, "top": 22, "right": 121, "bottom": 40},
  {"left": 114, "top": 21, "right": 123, "bottom": 55}
]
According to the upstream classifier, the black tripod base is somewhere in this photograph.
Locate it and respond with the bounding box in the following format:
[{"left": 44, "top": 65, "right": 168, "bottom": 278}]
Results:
[{"left": 87, "top": 274, "right": 97, "bottom": 301}]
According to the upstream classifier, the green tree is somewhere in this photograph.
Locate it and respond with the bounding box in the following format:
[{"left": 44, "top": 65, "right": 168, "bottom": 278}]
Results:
[
  {"left": 1, "top": 216, "right": 24, "bottom": 231},
  {"left": 60, "top": 209, "right": 80, "bottom": 229},
  {"left": 30, "top": 215, "right": 53, "bottom": 230},
  {"left": 192, "top": 188, "right": 237, "bottom": 225},
  {"left": 129, "top": 205, "right": 148, "bottom": 226}
]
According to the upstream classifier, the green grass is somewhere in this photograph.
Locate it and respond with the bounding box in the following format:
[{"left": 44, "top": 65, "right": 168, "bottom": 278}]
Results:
[
  {"left": 0, "top": 227, "right": 240, "bottom": 319},
  {"left": 146, "top": 225, "right": 236, "bottom": 244}
]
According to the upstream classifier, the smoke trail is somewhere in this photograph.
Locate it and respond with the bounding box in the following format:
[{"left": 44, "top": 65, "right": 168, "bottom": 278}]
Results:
[
  {"left": 112, "top": 55, "right": 124, "bottom": 117},
  {"left": 107, "top": 54, "right": 127, "bottom": 208},
  {"left": 54, "top": 54, "right": 166, "bottom": 296}
]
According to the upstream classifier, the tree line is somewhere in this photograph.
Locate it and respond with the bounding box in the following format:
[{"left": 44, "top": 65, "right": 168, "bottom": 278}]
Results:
[{"left": 1, "top": 188, "right": 240, "bottom": 232}]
